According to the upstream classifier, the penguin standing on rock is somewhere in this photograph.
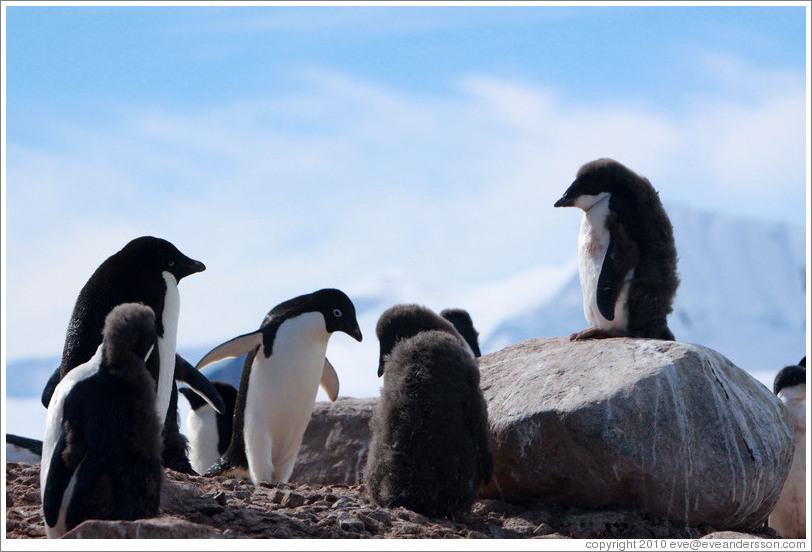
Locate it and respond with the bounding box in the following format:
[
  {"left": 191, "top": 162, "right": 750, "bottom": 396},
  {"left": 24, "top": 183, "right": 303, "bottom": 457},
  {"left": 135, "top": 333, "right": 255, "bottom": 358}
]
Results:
[
  {"left": 554, "top": 158, "right": 679, "bottom": 341},
  {"left": 41, "top": 303, "right": 163, "bottom": 538},
  {"left": 365, "top": 304, "right": 493, "bottom": 519},
  {"left": 180, "top": 381, "right": 238, "bottom": 475},
  {"left": 770, "top": 358, "right": 806, "bottom": 539},
  {"left": 196, "top": 288, "right": 363, "bottom": 484},
  {"left": 40, "top": 236, "right": 224, "bottom": 474}
]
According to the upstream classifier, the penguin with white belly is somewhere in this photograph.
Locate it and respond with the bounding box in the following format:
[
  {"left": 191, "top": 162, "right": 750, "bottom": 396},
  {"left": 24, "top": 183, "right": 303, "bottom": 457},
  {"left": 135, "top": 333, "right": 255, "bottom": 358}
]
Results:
[
  {"left": 40, "top": 236, "right": 224, "bottom": 473},
  {"left": 769, "top": 358, "right": 806, "bottom": 539},
  {"left": 41, "top": 303, "right": 163, "bottom": 538},
  {"left": 180, "top": 381, "right": 238, "bottom": 475},
  {"left": 554, "top": 159, "right": 679, "bottom": 341},
  {"left": 196, "top": 288, "right": 363, "bottom": 484}
]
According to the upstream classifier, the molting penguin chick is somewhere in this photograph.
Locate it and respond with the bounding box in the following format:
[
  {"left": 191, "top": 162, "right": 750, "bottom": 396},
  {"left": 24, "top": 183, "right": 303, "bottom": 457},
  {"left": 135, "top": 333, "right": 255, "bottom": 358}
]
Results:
[
  {"left": 180, "top": 381, "right": 238, "bottom": 475},
  {"left": 41, "top": 303, "right": 163, "bottom": 538},
  {"left": 440, "top": 308, "right": 482, "bottom": 357},
  {"left": 554, "top": 159, "right": 679, "bottom": 341},
  {"left": 769, "top": 360, "right": 806, "bottom": 539},
  {"left": 375, "top": 303, "right": 476, "bottom": 377},
  {"left": 40, "top": 236, "right": 223, "bottom": 474},
  {"left": 196, "top": 288, "right": 363, "bottom": 484},
  {"left": 365, "top": 304, "right": 493, "bottom": 519}
]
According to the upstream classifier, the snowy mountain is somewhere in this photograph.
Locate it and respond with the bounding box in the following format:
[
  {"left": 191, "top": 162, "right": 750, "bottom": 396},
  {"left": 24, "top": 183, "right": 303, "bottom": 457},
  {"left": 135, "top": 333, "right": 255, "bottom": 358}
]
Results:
[{"left": 5, "top": 204, "right": 807, "bottom": 439}]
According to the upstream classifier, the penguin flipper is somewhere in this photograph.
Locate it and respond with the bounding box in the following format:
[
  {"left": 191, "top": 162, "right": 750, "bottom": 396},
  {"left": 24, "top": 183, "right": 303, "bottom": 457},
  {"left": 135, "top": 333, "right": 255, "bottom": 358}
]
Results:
[
  {"left": 195, "top": 332, "right": 264, "bottom": 371},
  {"left": 42, "top": 426, "right": 79, "bottom": 528},
  {"left": 596, "top": 236, "right": 636, "bottom": 322},
  {"left": 41, "top": 368, "right": 61, "bottom": 408},
  {"left": 320, "top": 358, "right": 340, "bottom": 402},
  {"left": 174, "top": 354, "right": 226, "bottom": 414},
  {"left": 62, "top": 456, "right": 113, "bottom": 530},
  {"left": 596, "top": 239, "right": 621, "bottom": 321}
]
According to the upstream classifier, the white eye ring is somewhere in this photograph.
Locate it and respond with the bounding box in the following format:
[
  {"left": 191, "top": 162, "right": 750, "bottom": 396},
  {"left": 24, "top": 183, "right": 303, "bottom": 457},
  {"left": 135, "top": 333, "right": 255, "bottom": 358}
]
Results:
[
  {"left": 333, "top": 309, "right": 342, "bottom": 318},
  {"left": 168, "top": 260, "right": 175, "bottom": 267}
]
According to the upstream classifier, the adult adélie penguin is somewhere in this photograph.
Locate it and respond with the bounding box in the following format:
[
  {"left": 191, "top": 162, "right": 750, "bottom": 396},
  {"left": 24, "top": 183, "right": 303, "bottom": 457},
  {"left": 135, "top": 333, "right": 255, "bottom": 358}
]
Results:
[
  {"left": 196, "top": 288, "right": 362, "bottom": 484},
  {"left": 180, "top": 381, "right": 238, "bottom": 475},
  {"left": 554, "top": 158, "right": 679, "bottom": 341},
  {"left": 769, "top": 358, "right": 806, "bottom": 539},
  {"left": 40, "top": 236, "right": 224, "bottom": 473}
]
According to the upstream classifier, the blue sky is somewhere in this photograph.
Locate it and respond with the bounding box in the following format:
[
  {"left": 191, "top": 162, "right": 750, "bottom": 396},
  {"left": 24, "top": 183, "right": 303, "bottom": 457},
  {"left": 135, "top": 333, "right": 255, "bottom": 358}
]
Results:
[
  {"left": 2, "top": 2, "right": 809, "bottom": 363},
  {"left": 6, "top": 6, "right": 807, "bottom": 131}
]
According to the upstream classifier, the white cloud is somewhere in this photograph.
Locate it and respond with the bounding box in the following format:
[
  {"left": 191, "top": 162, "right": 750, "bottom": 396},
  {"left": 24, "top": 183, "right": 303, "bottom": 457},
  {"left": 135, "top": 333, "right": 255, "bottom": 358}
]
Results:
[
  {"left": 4, "top": 61, "right": 806, "bottom": 361},
  {"left": 697, "top": 51, "right": 804, "bottom": 102}
]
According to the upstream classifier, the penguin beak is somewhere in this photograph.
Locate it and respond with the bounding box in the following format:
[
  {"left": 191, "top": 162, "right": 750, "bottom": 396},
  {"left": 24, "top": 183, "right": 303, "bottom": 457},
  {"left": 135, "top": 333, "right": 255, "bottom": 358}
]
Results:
[
  {"left": 555, "top": 179, "right": 579, "bottom": 208},
  {"left": 176, "top": 259, "right": 206, "bottom": 280},
  {"left": 346, "top": 324, "right": 363, "bottom": 343},
  {"left": 188, "top": 260, "right": 206, "bottom": 274},
  {"left": 554, "top": 194, "right": 574, "bottom": 208}
]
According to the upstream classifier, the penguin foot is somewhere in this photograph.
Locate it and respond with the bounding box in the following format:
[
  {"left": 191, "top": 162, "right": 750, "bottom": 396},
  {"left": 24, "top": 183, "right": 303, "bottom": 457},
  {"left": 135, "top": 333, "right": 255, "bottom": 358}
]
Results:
[
  {"left": 569, "top": 327, "right": 622, "bottom": 341},
  {"left": 161, "top": 433, "right": 197, "bottom": 474},
  {"left": 163, "top": 454, "right": 197, "bottom": 475}
]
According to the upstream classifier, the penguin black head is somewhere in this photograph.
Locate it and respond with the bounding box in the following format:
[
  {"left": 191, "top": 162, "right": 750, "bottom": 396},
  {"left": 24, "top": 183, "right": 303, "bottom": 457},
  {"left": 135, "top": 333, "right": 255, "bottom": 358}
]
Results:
[
  {"left": 774, "top": 363, "right": 806, "bottom": 395},
  {"left": 440, "top": 308, "right": 482, "bottom": 358},
  {"left": 376, "top": 304, "right": 464, "bottom": 377},
  {"left": 554, "top": 158, "right": 646, "bottom": 211},
  {"left": 268, "top": 288, "right": 363, "bottom": 342},
  {"left": 119, "top": 236, "right": 206, "bottom": 281},
  {"left": 100, "top": 303, "right": 157, "bottom": 374},
  {"left": 195, "top": 289, "right": 362, "bottom": 373}
]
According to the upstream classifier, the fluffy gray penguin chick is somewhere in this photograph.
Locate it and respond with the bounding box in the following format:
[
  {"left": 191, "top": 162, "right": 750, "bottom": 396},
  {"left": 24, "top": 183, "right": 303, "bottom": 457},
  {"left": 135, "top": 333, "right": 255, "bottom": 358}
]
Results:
[
  {"left": 365, "top": 304, "right": 493, "bottom": 519},
  {"left": 554, "top": 158, "right": 679, "bottom": 341},
  {"left": 440, "top": 308, "right": 482, "bottom": 357},
  {"left": 375, "top": 303, "right": 475, "bottom": 377},
  {"left": 41, "top": 303, "right": 163, "bottom": 538}
]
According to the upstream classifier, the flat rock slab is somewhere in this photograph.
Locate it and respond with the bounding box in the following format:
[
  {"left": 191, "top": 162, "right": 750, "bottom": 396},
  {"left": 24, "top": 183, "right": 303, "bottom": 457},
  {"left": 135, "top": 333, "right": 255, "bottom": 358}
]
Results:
[
  {"left": 478, "top": 337, "right": 794, "bottom": 532},
  {"left": 63, "top": 517, "right": 222, "bottom": 539}
]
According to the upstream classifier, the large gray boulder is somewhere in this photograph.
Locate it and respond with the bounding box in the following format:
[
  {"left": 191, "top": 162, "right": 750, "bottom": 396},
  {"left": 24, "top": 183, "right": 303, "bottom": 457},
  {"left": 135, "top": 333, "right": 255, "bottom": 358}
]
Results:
[
  {"left": 478, "top": 337, "right": 794, "bottom": 532},
  {"left": 290, "top": 397, "right": 376, "bottom": 485}
]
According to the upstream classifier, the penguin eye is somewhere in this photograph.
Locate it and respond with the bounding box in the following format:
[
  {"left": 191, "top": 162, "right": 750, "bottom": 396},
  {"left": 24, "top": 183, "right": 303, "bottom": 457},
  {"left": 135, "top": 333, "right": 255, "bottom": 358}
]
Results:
[
  {"left": 333, "top": 309, "right": 343, "bottom": 318},
  {"left": 168, "top": 260, "right": 175, "bottom": 267}
]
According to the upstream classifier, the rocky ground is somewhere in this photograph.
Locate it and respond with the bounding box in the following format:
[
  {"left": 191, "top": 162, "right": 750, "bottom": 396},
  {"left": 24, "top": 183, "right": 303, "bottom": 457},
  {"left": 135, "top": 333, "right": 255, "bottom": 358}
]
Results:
[
  {"left": 6, "top": 462, "right": 779, "bottom": 540},
  {"left": 5, "top": 339, "right": 797, "bottom": 541}
]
